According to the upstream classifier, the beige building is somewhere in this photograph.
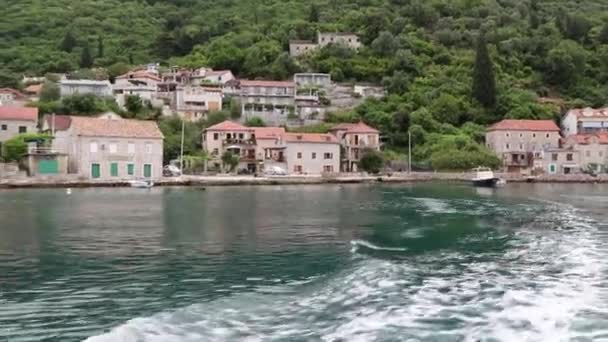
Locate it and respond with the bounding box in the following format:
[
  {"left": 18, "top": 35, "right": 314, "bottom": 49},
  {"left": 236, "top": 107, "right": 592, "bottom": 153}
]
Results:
[
  {"left": 202, "top": 120, "right": 257, "bottom": 172},
  {"left": 51, "top": 113, "right": 164, "bottom": 180},
  {"left": 329, "top": 122, "right": 380, "bottom": 172},
  {"left": 285, "top": 133, "right": 340, "bottom": 174},
  {"left": 113, "top": 70, "right": 162, "bottom": 109},
  {"left": 0, "top": 106, "right": 38, "bottom": 143},
  {"left": 60, "top": 79, "right": 113, "bottom": 98},
  {"left": 539, "top": 147, "right": 580, "bottom": 175},
  {"left": 562, "top": 107, "right": 608, "bottom": 136},
  {"left": 253, "top": 126, "right": 287, "bottom": 172},
  {"left": 562, "top": 133, "right": 608, "bottom": 173},
  {"left": 485, "top": 119, "right": 560, "bottom": 172},
  {"left": 176, "top": 86, "right": 223, "bottom": 121},
  {"left": 0, "top": 88, "right": 26, "bottom": 106}
]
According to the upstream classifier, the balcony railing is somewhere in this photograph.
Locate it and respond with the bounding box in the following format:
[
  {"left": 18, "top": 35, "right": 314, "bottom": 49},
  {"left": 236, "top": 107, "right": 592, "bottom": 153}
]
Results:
[
  {"left": 224, "top": 138, "right": 256, "bottom": 145},
  {"left": 27, "top": 146, "right": 57, "bottom": 154}
]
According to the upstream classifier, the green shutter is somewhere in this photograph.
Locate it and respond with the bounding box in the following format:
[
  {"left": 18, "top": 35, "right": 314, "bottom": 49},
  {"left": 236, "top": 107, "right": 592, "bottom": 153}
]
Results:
[
  {"left": 91, "top": 163, "right": 101, "bottom": 178},
  {"left": 38, "top": 159, "right": 58, "bottom": 174},
  {"left": 110, "top": 163, "right": 118, "bottom": 177},
  {"left": 127, "top": 163, "right": 134, "bottom": 176},
  {"left": 143, "top": 164, "right": 152, "bottom": 178}
]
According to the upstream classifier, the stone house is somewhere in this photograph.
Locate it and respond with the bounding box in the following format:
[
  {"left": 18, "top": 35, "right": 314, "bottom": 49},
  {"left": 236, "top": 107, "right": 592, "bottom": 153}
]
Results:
[
  {"left": 294, "top": 73, "right": 332, "bottom": 88},
  {"left": 175, "top": 86, "right": 223, "bottom": 121},
  {"left": 253, "top": 126, "right": 287, "bottom": 173},
  {"left": 485, "top": 119, "right": 561, "bottom": 173},
  {"left": 317, "top": 32, "right": 361, "bottom": 49},
  {"left": 51, "top": 113, "right": 164, "bottom": 180},
  {"left": 59, "top": 79, "right": 112, "bottom": 98},
  {"left": 0, "top": 106, "right": 38, "bottom": 144},
  {"left": 113, "top": 70, "right": 162, "bottom": 109},
  {"left": 202, "top": 70, "right": 235, "bottom": 85},
  {"left": 202, "top": 120, "right": 257, "bottom": 173},
  {"left": 561, "top": 133, "right": 608, "bottom": 173},
  {"left": 562, "top": 107, "right": 608, "bottom": 136},
  {"left": 289, "top": 40, "right": 318, "bottom": 57},
  {"left": 285, "top": 133, "right": 340, "bottom": 174},
  {"left": 329, "top": 122, "right": 380, "bottom": 172},
  {"left": 239, "top": 80, "right": 296, "bottom": 126},
  {"left": 539, "top": 147, "right": 580, "bottom": 175}
]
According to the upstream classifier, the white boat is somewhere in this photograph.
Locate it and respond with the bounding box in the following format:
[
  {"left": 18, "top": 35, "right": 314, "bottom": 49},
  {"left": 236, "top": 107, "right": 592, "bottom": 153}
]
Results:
[
  {"left": 128, "top": 180, "right": 154, "bottom": 189},
  {"left": 471, "top": 167, "right": 502, "bottom": 187}
]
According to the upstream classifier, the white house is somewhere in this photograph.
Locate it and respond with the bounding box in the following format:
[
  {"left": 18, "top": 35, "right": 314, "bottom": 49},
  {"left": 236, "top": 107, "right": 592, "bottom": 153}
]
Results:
[
  {"left": 562, "top": 107, "right": 608, "bottom": 136},
  {"left": 0, "top": 106, "right": 38, "bottom": 143},
  {"left": 60, "top": 79, "right": 112, "bottom": 98},
  {"left": 175, "top": 86, "right": 223, "bottom": 121}
]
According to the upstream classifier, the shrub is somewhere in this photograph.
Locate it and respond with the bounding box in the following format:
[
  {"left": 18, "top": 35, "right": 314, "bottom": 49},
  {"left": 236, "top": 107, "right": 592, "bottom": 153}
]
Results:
[{"left": 359, "top": 149, "right": 385, "bottom": 174}]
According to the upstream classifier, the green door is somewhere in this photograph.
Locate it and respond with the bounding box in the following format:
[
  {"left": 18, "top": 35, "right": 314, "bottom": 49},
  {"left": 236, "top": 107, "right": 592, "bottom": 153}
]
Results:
[
  {"left": 38, "top": 159, "right": 58, "bottom": 174},
  {"left": 91, "top": 163, "right": 101, "bottom": 179},
  {"left": 110, "top": 163, "right": 118, "bottom": 177},
  {"left": 127, "top": 163, "right": 134, "bottom": 176},
  {"left": 143, "top": 164, "right": 152, "bottom": 178}
]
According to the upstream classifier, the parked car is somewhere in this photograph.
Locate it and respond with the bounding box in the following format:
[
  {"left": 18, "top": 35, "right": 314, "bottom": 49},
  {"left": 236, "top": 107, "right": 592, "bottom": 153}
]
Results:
[
  {"left": 264, "top": 166, "right": 287, "bottom": 176},
  {"left": 163, "top": 165, "right": 182, "bottom": 177}
]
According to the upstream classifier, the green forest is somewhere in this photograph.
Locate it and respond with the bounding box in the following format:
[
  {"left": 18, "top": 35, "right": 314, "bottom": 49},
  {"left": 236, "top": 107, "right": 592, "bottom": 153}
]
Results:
[{"left": 2, "top": 0, "right": 608, "bottom": 169}]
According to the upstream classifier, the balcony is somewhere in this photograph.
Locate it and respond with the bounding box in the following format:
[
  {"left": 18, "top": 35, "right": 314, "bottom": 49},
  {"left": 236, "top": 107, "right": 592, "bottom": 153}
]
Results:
[{"left": 223, "top": 138, "right": 256, "bottom": 146}]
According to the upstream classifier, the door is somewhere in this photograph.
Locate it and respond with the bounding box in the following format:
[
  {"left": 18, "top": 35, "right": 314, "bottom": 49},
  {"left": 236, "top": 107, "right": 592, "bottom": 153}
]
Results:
[
  {"left": 38, "top": 159, "right": 58, "bottom": 174},
  {"left": 110, "top": 163, "right": 118, "bottom": 177},
  {"left": 143, "top": 164, "right": 152, "bottom": 178},
  {"left": 127, "top": 163, "right": 134, "bottom": 176},
  {"left": 91, "top": 163, "right": 101, "bottom": 178}
]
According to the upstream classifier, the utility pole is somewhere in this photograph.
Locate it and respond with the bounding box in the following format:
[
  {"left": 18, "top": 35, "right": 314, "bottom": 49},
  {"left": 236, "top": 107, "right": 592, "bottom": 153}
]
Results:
[
  {"left": 408, "top": 130, "right": 412, "bottom": 174},
  {"left": 179, "top": 118, "right": 185, "bottom": 174}
]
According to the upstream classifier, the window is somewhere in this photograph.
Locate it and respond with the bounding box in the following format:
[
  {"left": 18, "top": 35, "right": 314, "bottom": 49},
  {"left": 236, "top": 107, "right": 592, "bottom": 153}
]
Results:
[
  {"left": 546, "top": 133, "right": 550, "bottom": 138},
  {"left": 1, "top": 124, "right": 6, "bottom": 130},
  {"left": 213, "top": 148, "right": 219, "bottom": 155},
  {"left": 323, "top": 165, "right": 334, "bottom": 172},
  {"left": 90, "top": 142, "right": 98, "bottom": 153},
  {"left": 128, "top": 143, "right": 135, "bottom": 154},
  {"left": 519, "top": 133, "right": 523, "bottom": 138},
  {"left": 566, "top": 153, "right": 573, "bottom": 161},
  {"left": 324, "top": 152, "right": 333, "bottom": 159},
  {"left": 145, "top": 143, "right": 152, "bottom": 154},
  {"left": 552, "top": 153, "right": 558, "bottom": 161},
  {"left": 127, "top": 163, "right": 134, "bottom": 176},
  {"left": 143, "top": 164, "right": 152, "bottom": 178},
  {"left": 239, "top": 133, "right": 244, "bottom": 139},
  {"left": 109, "top": 143, "right": 117, "bottom": 154},
  {"left": 532, "top": 133, "right": 536, "bottom": 138},
  {"left": 312, "top": 152, "right": 316, "bottom": 159},
  {"left": 18, "top": 126, "right": 27, "bottom": 133},
  {"left": 519, "top": 144, "right": 523, "bottom": 150},
  {"left": 213, "top": 133, "right": 219, "bottom": 140},
  {"left": 586, "top": 150, "right": 591, "bottom": 157},
  {"left": 506, "top": 144, "right": 510, "bottom": 149},
  {"left": 297, "top": 152, "right": 302, "bottom": 159},
  {"left": 227, "top": 133, "right": 232, "bottom": 139},
  {"left": 506, "top": 133, "right": 510, "bottom": 137},
  {"left": 110, "top": 163, "right": 118, "bottom": 177},
  {"left": 293, "top": 165, "right": 302, "bottom": 173},
  {"left": 600, "top": 151, "right": 604, "bottom": 157}
]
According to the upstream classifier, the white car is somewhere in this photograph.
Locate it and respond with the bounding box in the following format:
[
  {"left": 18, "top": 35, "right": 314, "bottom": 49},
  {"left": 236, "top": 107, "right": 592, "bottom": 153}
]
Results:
[
  {"left": 163, "top": 165, "right": 182, "bottom": 177},
  {"left": 264, "top": 166, "right": 287, "bottom": 176}
]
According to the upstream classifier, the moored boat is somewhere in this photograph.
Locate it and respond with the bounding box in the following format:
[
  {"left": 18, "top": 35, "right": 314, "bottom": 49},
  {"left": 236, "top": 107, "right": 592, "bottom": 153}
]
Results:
[
  {"left": 128, "top": 180, "right": 154, "bottom": 189},
  {"left": 471, "top": 167, "right": 501, "bottom": 187}
]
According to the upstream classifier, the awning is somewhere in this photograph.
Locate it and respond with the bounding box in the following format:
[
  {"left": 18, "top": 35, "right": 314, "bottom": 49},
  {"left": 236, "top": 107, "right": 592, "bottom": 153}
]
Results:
[
  {"left": 226, "top": 145, "right": 241, "bottom": 149},
  {"left": 582, "top": 122, "right": 603, "bottom": 128}
]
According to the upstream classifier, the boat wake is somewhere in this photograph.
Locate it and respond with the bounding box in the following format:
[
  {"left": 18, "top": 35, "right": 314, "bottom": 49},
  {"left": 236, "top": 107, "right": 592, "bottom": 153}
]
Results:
[{"left": 349, "top": 239, "right": 408, "bottom": 253}]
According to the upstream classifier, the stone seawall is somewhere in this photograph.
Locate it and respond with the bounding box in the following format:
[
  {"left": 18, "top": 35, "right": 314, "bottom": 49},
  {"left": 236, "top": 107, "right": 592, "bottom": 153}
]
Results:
[{"left": 1, "top": 172, "right": 607, "bottom": 189}]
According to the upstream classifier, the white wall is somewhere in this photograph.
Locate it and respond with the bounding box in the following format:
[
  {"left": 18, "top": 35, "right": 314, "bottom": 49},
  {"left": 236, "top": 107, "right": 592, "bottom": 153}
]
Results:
[{"left": 286, "top": 142, "right": 340, "bottom": 174}]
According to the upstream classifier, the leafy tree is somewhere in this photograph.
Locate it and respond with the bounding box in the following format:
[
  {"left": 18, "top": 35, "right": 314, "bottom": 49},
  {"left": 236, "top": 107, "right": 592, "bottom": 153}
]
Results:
[
  {"left": 60, "top": 31, "right": 77, "bottom": 53},
  {"left": 359, "top": 149, "right": 385, "bottom": 174},
  {"left": 229, "top": 98, "right": 241, "bottom": 119},
  {"left": 221, "top": 151, "right": 239, "bottom": 172},
  {"left": 598, "top": 23, "right": 608, "bottom": 44},
  {"left": 308, "top": 4, "right": 320, "bottom": 22},
  {"left": 429, "top": 94, "right": 466, "bottom": 126},
  {"left": 39, "top": 82, "right": 60, "bottom": 102},
  {"left": 2, "top": 133, "right": 52, "bottom": 162},
  {"left": 563, "top": 14, "right": 592, "bottom": 41},
  {"left": 471, "top": 34, "right": 497, "bottom": 107},
  {"left": 244, "top": 116, "right": 266, "bottom": 127},
  {"left": 80, "top": 43, "right": 94, "bottom": 68},
  {"left": 125, "top": 95, "right": 144, "bottom": 114},
  {"left": 205, "top": 111, "right": 228, "bottom": 126},
  {"left": 371, "top": 31, "right": 398, "bottom": 57},
  {"left": 546, "top": 40, "right": 586, "bottom": 84}
]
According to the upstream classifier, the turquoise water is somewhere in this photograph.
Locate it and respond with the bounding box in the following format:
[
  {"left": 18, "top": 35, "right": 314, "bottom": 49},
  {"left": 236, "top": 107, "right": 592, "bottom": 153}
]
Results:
[{"left": 1, "top": 184, "right": 607, "bottom": 341}]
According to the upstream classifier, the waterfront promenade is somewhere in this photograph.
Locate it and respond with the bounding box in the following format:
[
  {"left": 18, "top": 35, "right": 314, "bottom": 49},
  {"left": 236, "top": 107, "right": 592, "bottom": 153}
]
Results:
[{"left": 1, "top": 172, "right": 607, "bottom": 189}]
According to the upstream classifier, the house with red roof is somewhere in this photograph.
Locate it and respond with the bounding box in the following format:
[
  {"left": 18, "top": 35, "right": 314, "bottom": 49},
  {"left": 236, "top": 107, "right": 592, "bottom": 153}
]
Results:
[
  {"left": 285, "top": 133, "right": 340, "bottom": 174},
  {"left": 562, "top": 107, "right": 608, "bottom": 136},
  {"left": 555, "top": 133, "right": 608, "bottom": 174},
  {"left": 0, "top": 88, "right": 25, "bottom": 106},
  {"left": 486, "top": 119, "right": 561, "bottom": 173},
  {"left": 329, "top": 122, "right": 380, "bottom": 172},
  {"left": 0, "top": 106, "right": 38, "bottom": 143}
]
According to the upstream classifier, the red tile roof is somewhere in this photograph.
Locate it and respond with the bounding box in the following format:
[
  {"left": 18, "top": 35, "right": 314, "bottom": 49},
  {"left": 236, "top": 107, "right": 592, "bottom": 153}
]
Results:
[
  {"left": 285, "top": 133, "right": 339, "bottom": 144},
  {"left": 70, "top": 116, "right": 163, "bottom": 139},
  {"left": 566, "top": 133, "right": 608, "bottom": 145},
  {"left": 0, "top": 88, "right": 25, "bottom": 98},
  {"left": 487, "top": 119, "right": 560, "bottom": 132},
  {"left": 330, "top": 121, "right": 379, "bottom": 133},
  {"left": 116, "top": 70, "right": 161, "bottom": 82},
  {"left": 43, "top": 115, "right": 72, "bottom": 131},
  {"left": 240, "top": 80, "right": 295, "bottom": 88},
  {"left": 206, "top": 120, "right": 250, "bottom": 131},
  {"left": 0, "top": 106, "right": 38, "bottom": 122},
  {"left": 253, "top": 127, "right": 285, "bottom": 139},
  {"left": 23, "top": 84, "right": 43, "bottom": 95},
  {"left": 567, "top": 107, "right": 608, "bottom": 118}
]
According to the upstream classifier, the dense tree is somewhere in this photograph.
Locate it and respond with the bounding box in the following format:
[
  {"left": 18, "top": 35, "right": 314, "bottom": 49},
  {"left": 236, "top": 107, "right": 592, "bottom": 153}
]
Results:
[
  {"left": 221, "top": 151, "right": 239, "bottom": 172},
  {"left": 60, "top": 31, "right": 77, "bottom": 53},
  {"left": 308, "top": 4, "right": 320, "bottom": 23},
  {"left": 125, "top": 95, "right": 144, "bottom": 114},
  {"left": 97, "top": 36, "right": 104, "bottom": 58},
  {"left": 39, "top": 82, "right": 60, "bottom": 102},
  {"left": 359, "top": 149, "right": 385, "bottom": 174},
  {"left": 598, "top": 23, "right": 608, "bottom": 44},
  {"left": 546, "top": 40, "right": 586, "bottom": 85},
  {"left": 80, "top": 43, "right": 94, "bottom": 68},
  {"left": 244, "top": 117, "right": 266, "bottom": 127},
  {"left": 471, "top": 35, "right": 497, "bottom": 108}
]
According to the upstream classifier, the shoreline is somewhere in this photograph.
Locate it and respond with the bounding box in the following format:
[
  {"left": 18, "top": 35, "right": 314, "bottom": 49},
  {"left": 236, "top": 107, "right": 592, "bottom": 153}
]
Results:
[{"left": 1, "top": 173, "right": 607, "bottom": 189}]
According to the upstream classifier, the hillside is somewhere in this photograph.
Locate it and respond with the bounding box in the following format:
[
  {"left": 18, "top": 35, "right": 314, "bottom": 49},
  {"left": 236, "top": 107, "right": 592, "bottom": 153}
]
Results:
[{"left": 3, "top": 0, "right": 608, "bottom": 168}]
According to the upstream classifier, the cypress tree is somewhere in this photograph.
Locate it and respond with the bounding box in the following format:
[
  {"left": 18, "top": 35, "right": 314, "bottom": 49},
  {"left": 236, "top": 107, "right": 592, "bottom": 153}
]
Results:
[
  {"left": 97, "top": 35, "right": 104, "bottom": 58},
  {"left": 309, "top": 4, "right": 320, "bottom": 23},
  {"left": 80, "top": 42, "right": 94, "bottom": 68},
  {"left": 598, "top": 23, "right": 608, "bottom": 44},
  {"left": 60, "top": 31, "right": 77, "bottom": 53},
  {"left": 471, "top": 34, "right": 497, "bottom": 108}
]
